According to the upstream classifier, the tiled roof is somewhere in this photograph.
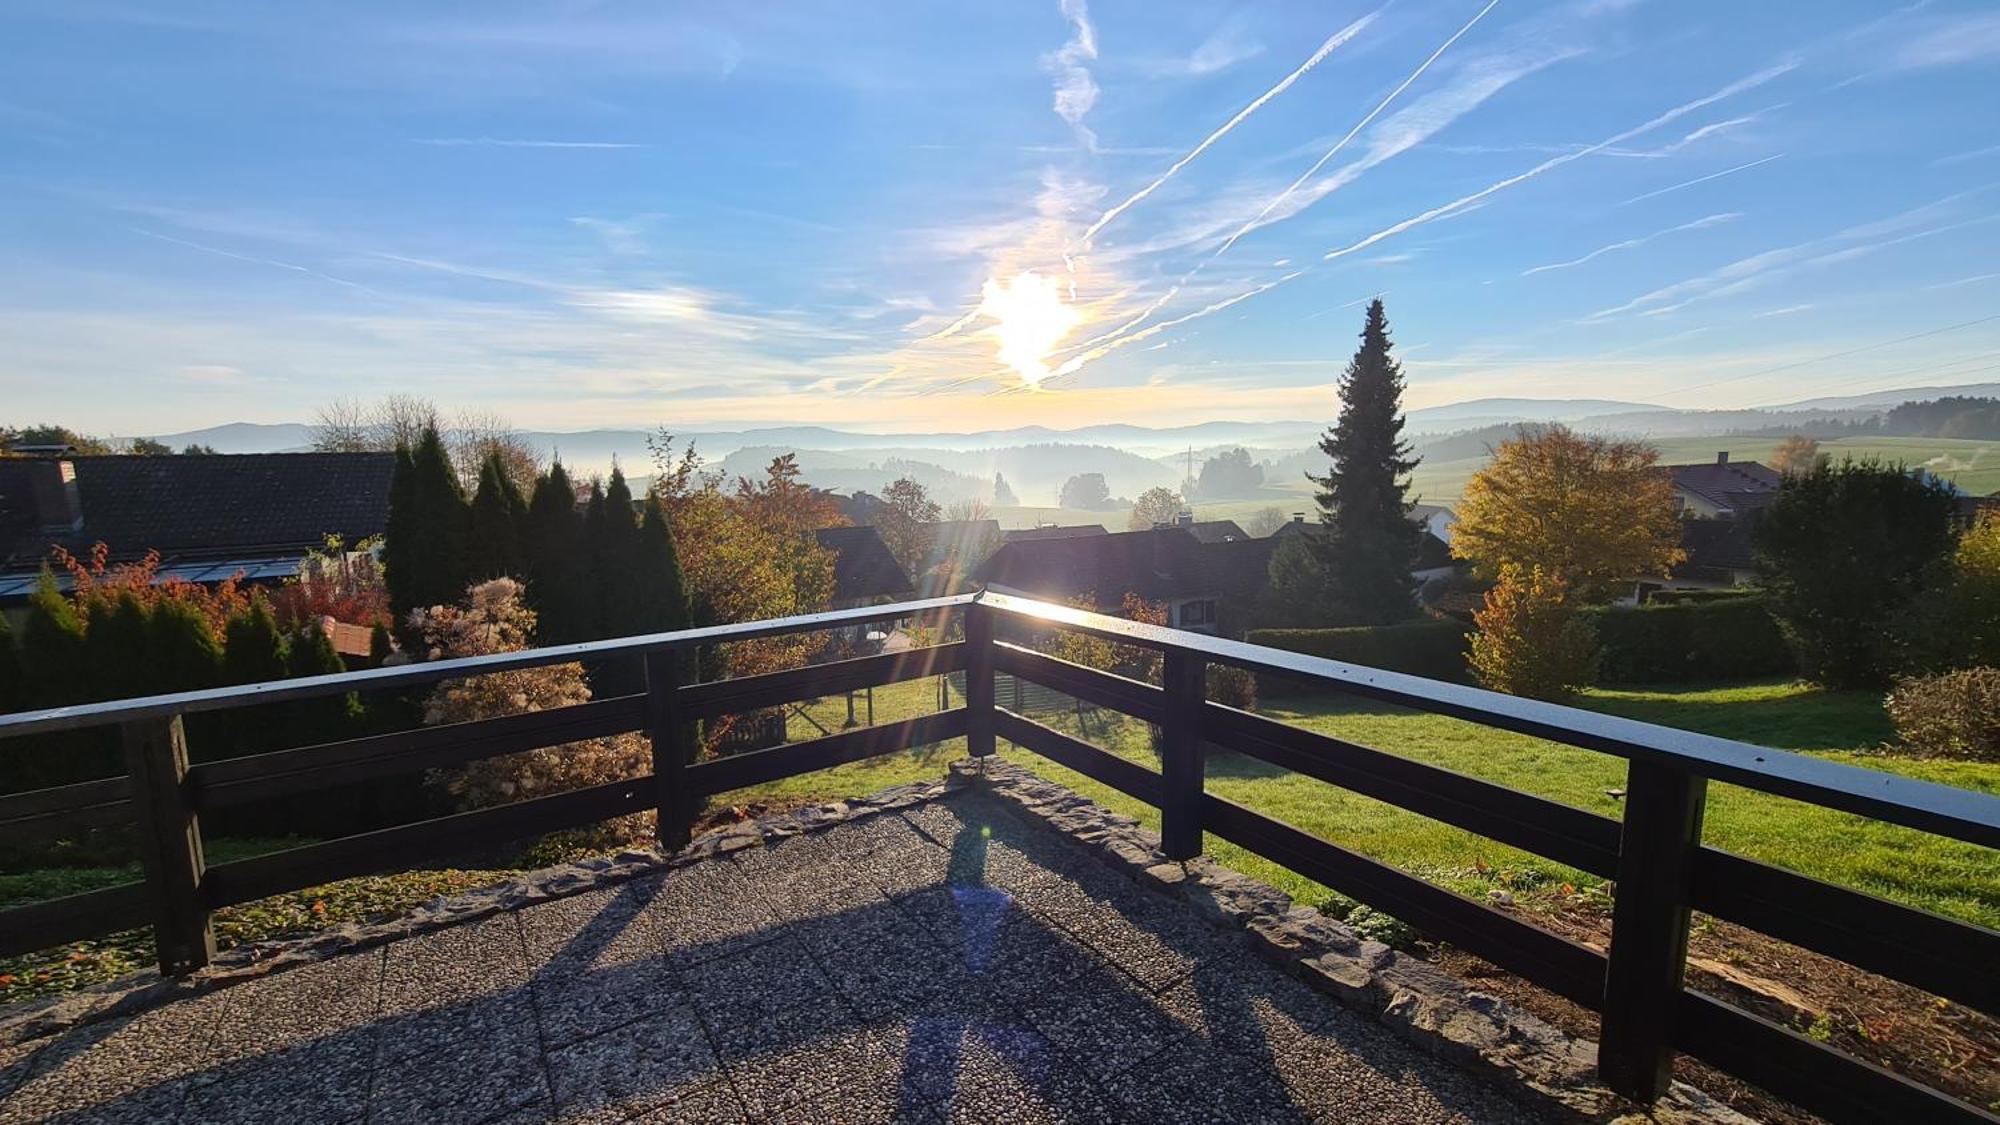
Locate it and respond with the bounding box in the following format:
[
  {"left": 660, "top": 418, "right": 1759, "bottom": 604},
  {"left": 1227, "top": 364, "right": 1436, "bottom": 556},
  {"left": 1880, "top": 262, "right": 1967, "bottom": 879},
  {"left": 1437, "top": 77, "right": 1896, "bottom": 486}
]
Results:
[
  {"left": 1675, "top": 517, "right": 1758, "bottom": 576},
  {"left": 1002, "top": 524, "right": 1108, "bottom": 542},
  {"left": 813, "top": 524, "right": 914, "bottom": 602},
  {"left": 0, "top": 453, "right": 395, "bottom": 572},
  {"left": 1180, "top": 520, "right": 1249, "bottom": 543},
  {"left": 1667, "top": 460, "right": 1781, "bottom": 514},
  {"left": 976, "top": 527, "right": 1276, "bottom": 608}
]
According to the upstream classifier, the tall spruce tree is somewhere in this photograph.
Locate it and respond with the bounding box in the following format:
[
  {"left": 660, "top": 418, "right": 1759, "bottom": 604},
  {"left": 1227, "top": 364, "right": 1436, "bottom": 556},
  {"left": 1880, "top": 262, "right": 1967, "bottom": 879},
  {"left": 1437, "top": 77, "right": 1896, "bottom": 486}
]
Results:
[
  {"left": 223, "top": 593, "right": 290, "bottom": 685},
  {"left": 382, "top": 443, "right": 417, "bottom": 622},
  {"left": 145, "top": 598, "right": 223, "bottom": 696},
  {"left": 394, "top": 425, "right": 472, "bottom": 616},
  {"left": 0, "top": 610, "right": 21, "bottom": 714},
  {"left": 468, "top": 451, "right": 526, "bottom": 580},
  {"left": 1310, "top": 299, "right": 1422, "bottom": 624},
  {"left": 580, "top": 480, "right": 609, "bottom": 638},
  {"left": 524, "top": 461, "right": 584, "bottom": 643},
  {"left": 634, "top": 496, "right": 693, "bottom": 635}
]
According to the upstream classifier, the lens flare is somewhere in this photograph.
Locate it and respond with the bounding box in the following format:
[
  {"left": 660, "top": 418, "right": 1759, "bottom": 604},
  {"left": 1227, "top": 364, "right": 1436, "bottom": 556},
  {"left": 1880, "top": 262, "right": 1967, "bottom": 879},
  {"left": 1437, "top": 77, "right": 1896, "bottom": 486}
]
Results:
[{"left": 979, "top": 270, "right": 1080, "bottom": 385}]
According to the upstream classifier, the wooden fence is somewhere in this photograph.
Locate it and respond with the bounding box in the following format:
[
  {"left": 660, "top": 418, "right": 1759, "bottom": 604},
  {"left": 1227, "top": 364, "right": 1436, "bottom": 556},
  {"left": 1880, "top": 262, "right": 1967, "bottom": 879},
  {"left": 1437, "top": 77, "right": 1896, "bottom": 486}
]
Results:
[{"left": 0, "top": 590, "right": 1994, "bottom": 1124}]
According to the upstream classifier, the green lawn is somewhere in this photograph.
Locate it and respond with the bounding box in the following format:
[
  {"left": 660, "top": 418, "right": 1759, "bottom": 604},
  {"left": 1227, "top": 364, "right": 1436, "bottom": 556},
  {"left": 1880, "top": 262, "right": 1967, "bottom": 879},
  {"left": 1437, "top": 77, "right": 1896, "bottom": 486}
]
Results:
[{"left": 722, "top": 675, "right": 1999, "bottom": 930}]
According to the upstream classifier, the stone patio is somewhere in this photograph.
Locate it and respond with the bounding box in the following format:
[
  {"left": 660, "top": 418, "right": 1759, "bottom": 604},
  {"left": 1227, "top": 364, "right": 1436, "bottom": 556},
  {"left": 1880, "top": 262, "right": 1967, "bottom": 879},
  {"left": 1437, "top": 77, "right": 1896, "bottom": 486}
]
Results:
[{"left": 0, "top": 772, "right": 1588, "bottom": 1124}]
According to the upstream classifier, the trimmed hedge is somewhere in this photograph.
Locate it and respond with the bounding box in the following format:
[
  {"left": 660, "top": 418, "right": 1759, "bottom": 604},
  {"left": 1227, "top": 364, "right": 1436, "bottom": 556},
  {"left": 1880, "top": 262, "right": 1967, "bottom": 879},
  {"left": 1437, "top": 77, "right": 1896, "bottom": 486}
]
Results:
[
  {"left": 1246, "top": 597, "right": 1794, "bottom": 687},
  {"left": 1247, "top": 619, "right": 1472, "bottom": 685},
  {"left": 1584, "top": 597, "right": 1794, "bottom": 684}
]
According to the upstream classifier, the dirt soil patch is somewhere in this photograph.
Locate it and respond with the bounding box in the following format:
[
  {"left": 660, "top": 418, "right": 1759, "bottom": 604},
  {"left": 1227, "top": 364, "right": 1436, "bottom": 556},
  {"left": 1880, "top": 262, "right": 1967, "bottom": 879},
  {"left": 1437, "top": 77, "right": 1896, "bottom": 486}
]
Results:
[{"left": 1430, "top": 898, "right": 1998, "bottom": 1124}]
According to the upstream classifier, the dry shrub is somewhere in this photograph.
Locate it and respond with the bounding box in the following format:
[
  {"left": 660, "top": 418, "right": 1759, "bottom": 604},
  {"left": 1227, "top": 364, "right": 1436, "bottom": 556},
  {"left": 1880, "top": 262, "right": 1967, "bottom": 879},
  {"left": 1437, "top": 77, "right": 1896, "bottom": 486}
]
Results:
[
  {"left": 1885, "top": 667, "right": 2000, "bottom": 762},
  {"left": 412, "top": 578, "right": 649, "bottom": 841}
]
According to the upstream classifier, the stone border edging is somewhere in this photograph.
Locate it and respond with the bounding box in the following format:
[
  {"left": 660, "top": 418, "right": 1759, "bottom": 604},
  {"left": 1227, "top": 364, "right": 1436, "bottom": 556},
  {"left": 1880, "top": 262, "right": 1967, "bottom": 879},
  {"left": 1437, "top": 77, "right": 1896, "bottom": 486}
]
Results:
[{"left": 963, "top": 757, "right": 1754, "bottom": 1125}]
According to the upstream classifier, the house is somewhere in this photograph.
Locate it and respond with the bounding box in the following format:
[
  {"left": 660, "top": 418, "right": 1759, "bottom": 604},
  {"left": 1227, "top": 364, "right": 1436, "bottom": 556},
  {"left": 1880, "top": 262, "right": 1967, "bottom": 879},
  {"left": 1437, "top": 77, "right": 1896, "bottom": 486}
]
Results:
[
  {"left": 1667, "top": 452, "right": 1781, "bottom": 518},
  {"left": 975, "top": 526, "right": 1254, "bottom": 633},
  {"left": 812, "top": 525, "right": 913, "bottom": 609},
  {"left": 0, "top": 453, "right": 396, "bottom": 607},
  {"left": 1002, "top": 524, "right": 1107, "bottom": 542},
  {"left": 1269, "top": 513, "right": 1460, "bottom": 582}
]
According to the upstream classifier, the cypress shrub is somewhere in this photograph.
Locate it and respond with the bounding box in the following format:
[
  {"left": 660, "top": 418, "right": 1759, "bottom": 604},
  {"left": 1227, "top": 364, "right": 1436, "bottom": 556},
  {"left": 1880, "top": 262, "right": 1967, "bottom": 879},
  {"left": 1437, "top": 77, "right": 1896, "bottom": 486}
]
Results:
[{"left": 1247, "top": 618, "right": 1472, "bottom": 686}]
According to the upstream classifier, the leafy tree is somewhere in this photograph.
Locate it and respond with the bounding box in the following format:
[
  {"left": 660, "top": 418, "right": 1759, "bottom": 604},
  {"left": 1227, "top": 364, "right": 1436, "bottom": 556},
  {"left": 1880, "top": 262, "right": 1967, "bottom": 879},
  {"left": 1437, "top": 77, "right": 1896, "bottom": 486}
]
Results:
[
  {"left": 1059, "top": 472, "right": 1112, "bottom": 510},
  {"left": 1770, "top": 434, "right": 1822, "bottom": 476},
  {"left": 390, "top": 426, "right": 472, "bottom": 618},
  {"left": 181, "top": 443, "right": 219, "bottom": 455},
  {"left": 1947, "top": 510, "right": 2000, "bottom": 667},
  {"left": 1309, "top": 299, "right": 1422, "bottom": 624},
  {"left": 5, "top": 424, "right": 112, "bottom": 454},
  {"left": 1753, "top": 459, "right": 1959, "bottom": 687},
  {"left": 875, "top": 476, "right": 941, "bottom": 578},
  {"left": 1127, "top": 487, "right": 1183, "bottom": 530},
  {"left": 1190, "top": 448, "right": 1264, "bottom": 500},
  {"left": 992, "top": 472, "right": 1019, "bottom": 507},
  {"left": 1468, "top": 566, "right": 1598, "bottom": 699},
  {"left": 1453, "top": 424, "right": 1682, "bottom": 601},
  {"left": 128, "top": 437, "right": 173, "bottom": 456},
  {"left": 1245, "top": 506, "right": 1291, "bottom": 537},
  {"left": 468, "top": 451, "right": 527, "bottom": 580}
]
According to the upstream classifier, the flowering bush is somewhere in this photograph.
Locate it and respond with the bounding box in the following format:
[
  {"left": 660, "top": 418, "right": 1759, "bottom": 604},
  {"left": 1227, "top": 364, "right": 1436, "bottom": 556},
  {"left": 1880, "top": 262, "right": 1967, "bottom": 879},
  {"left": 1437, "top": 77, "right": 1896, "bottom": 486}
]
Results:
[{"left": 411, "top": 579, "right": 649, "bottom": 841}]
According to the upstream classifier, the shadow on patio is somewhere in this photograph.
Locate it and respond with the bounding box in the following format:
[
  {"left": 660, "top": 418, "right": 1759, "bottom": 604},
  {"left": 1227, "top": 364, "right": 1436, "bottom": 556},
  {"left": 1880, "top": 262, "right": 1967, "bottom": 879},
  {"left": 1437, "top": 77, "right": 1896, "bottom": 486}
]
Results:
[{"left": 0, "top": 788, "right": 1545, "bottom": 1124}]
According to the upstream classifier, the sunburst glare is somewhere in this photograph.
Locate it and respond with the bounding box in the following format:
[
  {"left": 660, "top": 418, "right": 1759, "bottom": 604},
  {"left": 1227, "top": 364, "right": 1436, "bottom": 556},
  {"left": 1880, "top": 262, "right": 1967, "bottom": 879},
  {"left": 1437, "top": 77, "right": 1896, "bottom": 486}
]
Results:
[{"left": 979, "top": 270, "right": 1081, "bottom": 386}]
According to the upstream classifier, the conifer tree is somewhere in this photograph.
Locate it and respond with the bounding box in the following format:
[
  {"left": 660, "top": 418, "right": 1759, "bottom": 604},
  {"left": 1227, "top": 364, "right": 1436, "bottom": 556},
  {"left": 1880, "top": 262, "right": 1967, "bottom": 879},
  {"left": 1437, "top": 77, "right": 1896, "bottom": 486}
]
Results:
[
  {"left": 634, "top": 496, "right": 693, "bottom": 635},
  {"left": 145, "top": 598, "right": 224, "bottom": 696},
  {"left": 382, "top": 443, "right": 417, "bottom": 620},
  {"left": 524, "top": 461, "right": 584, "bottom": 643},
  {"left": 223, "top": 593, "right": 290, "bottom": 686},
  {"left": 469, "top": 451, "right": 526, "bottom": 580},
  {"left": 84, "top": 591, "right": 151, "bottom": 702},
  {"left": 20, "top": 570, "right": 85, "bottom": 707},
  {"left": 580, "top": 480, "right": 609, "bottom": 638},
  {"left": 993, "top": 472, "right": 1019, "bottom": 507},
  {"left": 0, "top": 611, "right": 21, "bottom": 714},
  {"left": 1309, "top": 299, "right": 1422, "bottom": 624},
  {"left": 285, "top": 622, "right": 357, "bottom": 746},
  {"left": 394, "top": 425, "right": 472, "bottom": 617}
]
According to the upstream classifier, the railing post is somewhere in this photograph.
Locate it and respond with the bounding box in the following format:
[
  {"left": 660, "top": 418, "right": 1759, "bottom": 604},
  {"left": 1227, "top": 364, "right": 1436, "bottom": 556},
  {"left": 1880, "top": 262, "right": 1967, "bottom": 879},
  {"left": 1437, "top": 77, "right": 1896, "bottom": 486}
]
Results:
[
  {"left": 122, "top": 714, "right": 213, "bottom": 975},
  {"left": 1159, "top": 649, "right": 1205, "bottom": 861},
  {"left": 645, "top": 649, "right": 696, "bottom": 852},
  {"left": 964, "top": 603, "right": 996, "bottom": 757},
  {"left": 1599, "top": 759, "right": 1707, "bottom": 1103}
]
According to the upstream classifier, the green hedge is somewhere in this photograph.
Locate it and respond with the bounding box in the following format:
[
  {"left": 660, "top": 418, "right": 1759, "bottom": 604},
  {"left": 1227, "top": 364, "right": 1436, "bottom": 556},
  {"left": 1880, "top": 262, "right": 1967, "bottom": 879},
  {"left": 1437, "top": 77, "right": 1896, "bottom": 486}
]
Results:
[
  {"left": 1247, "top": 619, "right": 1472, "bottom": 684},
  {"left": 1246, "top": 598, "right": 1794, "bottom": 688},
  {"left": 1583, "top": 597, "right": 1794, "bottom": 684}
]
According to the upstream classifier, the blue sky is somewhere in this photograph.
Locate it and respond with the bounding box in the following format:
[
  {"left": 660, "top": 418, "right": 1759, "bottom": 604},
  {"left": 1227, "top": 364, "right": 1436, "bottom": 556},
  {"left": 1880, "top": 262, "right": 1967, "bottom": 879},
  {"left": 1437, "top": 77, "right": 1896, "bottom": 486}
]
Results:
[{"left": 3, "top": 0, "right": 1998, "bottom": 435}]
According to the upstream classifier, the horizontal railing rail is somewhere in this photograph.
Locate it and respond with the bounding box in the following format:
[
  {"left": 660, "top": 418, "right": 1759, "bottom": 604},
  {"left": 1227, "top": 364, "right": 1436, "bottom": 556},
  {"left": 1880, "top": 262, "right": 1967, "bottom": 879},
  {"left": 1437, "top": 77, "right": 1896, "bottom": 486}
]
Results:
[{"left": 0, "top": 589, "right": 1994, "bottom": 1124}]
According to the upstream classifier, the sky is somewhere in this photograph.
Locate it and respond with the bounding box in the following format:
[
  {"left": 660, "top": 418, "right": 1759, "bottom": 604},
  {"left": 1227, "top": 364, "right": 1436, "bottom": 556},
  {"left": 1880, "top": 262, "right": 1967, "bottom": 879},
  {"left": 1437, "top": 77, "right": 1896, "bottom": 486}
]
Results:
[{"left": 2, "top": 0, "right": 1998, "bottom": 436}]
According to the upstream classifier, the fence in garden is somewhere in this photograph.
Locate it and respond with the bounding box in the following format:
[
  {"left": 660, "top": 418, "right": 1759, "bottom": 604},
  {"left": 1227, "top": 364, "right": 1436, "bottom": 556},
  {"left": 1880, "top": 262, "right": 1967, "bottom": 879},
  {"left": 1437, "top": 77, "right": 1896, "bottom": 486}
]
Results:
[{"left": 0, "top": 589, "right": 1994, "bottom": 1124}]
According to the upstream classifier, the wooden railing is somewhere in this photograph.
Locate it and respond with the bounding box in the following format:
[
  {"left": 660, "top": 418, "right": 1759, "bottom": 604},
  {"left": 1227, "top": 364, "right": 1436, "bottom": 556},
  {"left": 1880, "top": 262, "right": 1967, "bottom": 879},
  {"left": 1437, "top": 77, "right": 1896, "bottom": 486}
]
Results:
[{"left": 0, "top": 590, "right": 1995, "bottom": 1124}]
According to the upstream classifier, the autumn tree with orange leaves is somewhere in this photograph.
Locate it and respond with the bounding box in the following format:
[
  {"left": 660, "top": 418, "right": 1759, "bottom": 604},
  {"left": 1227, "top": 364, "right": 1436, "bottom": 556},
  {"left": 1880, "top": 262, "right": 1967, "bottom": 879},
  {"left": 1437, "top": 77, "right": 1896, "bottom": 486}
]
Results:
[{"left": 1451, "top": 425, "right": 1684, "bottom": 602}]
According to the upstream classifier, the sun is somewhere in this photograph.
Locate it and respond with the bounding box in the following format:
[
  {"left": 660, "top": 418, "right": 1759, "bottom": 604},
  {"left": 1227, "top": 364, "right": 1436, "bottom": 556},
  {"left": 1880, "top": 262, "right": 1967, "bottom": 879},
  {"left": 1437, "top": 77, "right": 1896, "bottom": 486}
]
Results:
[{"left": 979, "top": 270, "right": 1081, "bottom": 386}]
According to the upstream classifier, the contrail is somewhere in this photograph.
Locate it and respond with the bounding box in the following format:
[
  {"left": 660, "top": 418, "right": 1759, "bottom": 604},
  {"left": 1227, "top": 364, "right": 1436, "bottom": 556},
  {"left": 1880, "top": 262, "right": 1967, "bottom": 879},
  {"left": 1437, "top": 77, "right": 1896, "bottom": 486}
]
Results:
[
  {"left": 1213, "top": 0, "right": 1503, "bottom": 260},
  {"left": 1075, "top": 11, "right": 1378, "bottom": 248},
  {"left": 1522, "top": 212, "right": 1740, "bottom": 276},
  {"left": 1048, "top": 272, "right": 1303, "bottom": 381},
  {"left": 135, "top": 228, "right": 380, "bottom": 296},
  {"left": 1323, "top": 60, "right": 1798, "bottom": 262},
  {"left": 1617, "top": 154, "right": 1783, "bottom": 206}
]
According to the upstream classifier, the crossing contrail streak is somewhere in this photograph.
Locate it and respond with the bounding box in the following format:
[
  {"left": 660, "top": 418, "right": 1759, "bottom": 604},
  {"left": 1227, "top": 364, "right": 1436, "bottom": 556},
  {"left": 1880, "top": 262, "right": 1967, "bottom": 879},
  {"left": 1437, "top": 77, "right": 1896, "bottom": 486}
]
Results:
[
  {"left": 1616, "top": 154, "right": 1783, "bottom": 206},
  {"left": 1075, "top": 11, "right": 1378, "bottom": 248}
]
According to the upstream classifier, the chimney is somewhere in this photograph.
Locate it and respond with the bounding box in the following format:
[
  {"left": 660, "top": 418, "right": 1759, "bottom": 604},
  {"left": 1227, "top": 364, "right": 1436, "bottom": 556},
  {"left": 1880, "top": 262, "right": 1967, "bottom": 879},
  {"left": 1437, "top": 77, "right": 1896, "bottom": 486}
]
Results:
[
  {"left": 0, "top": 459, "right": 82, "bottom": 533},
  {"left": 1176, "top": 511, "right": 1195, "bottom": 527},
  {"left": 1291, "top": 512, "right": 1306, "bottom": 523},
  {"left": 1716, "top": 451, "right": 1730, "bottom": 465}
]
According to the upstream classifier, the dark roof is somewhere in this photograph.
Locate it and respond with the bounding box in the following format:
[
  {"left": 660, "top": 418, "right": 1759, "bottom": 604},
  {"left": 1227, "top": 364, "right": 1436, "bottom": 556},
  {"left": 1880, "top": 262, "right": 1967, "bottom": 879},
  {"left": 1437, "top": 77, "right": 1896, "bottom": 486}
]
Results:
[
  {"left": 0, "top": 453, "right": 395, "bottom": 572},
  {"left": 813, "top": 525, "right": 913, "bottom": 602},
  {"left": 1667, "top": 459, "right": 1781, "bottom": 515},
  {"left": 919, "top": 519, "right": 1002, "bottom": 547},
  {"left": 1002, "top": 524, "right": 1107, "bottom": 542},
  {"left": 976, "top": 528, "right": 1275, "bottom": 608},
  {"left": 1179, "top": 520, "right": 1249, "bottom": 544},
  {"left": 1264, "top": 517, "right": 1456, "bottom": 570},
  {"left": 1675, "top": 517, "right": 1758, "bottom": 577}
]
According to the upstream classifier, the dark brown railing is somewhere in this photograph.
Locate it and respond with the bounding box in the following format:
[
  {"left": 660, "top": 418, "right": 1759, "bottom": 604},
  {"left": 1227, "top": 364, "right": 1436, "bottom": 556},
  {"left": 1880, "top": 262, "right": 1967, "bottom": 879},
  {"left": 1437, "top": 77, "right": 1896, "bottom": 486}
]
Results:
[{"left": 0, "top": 590, "right": 1994, "bottom": 1124}]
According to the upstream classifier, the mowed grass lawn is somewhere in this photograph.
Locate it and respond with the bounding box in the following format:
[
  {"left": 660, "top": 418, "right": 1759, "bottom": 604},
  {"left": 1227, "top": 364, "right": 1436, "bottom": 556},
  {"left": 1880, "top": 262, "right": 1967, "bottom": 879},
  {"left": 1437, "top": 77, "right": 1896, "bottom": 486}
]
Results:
[{"left": 730, "top": 675, "right": 2000, "bottom": 930}]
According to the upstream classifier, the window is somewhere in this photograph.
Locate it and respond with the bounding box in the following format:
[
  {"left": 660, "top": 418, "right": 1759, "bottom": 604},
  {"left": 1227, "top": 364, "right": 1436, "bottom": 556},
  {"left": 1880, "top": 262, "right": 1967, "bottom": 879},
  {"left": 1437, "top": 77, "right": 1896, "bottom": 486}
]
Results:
[{"left": 1180, "top": 599, "right": 1217, "bottom": 626}]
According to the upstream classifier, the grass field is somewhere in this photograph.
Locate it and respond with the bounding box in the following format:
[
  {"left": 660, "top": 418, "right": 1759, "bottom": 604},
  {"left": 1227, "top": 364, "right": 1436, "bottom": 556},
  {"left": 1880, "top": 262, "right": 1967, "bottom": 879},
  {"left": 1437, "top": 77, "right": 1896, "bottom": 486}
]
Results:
[
  {"left": 726, "top": 675, "right": 2000, "bottom": 931},
  {"left": 988, "top": 434, "right": 1999, "bottom": 527}
]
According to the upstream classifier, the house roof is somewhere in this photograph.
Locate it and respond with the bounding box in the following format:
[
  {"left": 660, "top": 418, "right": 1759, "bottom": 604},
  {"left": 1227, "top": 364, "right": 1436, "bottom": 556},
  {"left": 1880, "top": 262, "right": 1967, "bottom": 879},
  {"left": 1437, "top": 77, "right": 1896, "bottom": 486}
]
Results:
[
  {"left": 1264, "top": 517, "right": 1455, "bottom": 571},
  {"left": 1667, "top": 458, "right": 1782, "bottom": 515},
  {"left": 918, "top": 519, "right": 1002, "bottom": 548},
  {"left": 813, "top": 524, "right": 914, "bottom": 602},
  {"left": 1002, "top": 524, "right": 1107, "bottom": 542},
  {"left": 976, "top": 528, "right": 1217, "bottom": 607},
  {"left": 0, "top": 452, "right": 396, "bottom": 573},
  {"left": 1675, "top": 517, "right": 1758, "bottom": 577},
  {"left": 1180, "top": 519, "right": 1249, "bottom": 544}
]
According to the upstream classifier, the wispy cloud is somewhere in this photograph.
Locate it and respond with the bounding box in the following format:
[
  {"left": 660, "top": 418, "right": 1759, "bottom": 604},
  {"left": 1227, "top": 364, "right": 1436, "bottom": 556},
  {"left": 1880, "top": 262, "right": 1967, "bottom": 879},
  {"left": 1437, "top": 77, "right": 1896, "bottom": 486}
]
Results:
[
  {"left": 1924, "top": 272, "right": 2000, "bottom": 290},
  {"left": 1617, "top": 153, "right": 1783, "bottom": 206},
  {"left": 1043, "top": 0, "right": 1100, "bottom": 151},
  {"left": 1141, "top": 20, "right": 1264, "bottom": 78},
  {"left": 1521, "top": 212, "right": 1740, "bottom": 276},
  {"left": 1078, "top": 10, "right": 1378, "bottom": 247},
  {"left": 1323, "top": 60, "right": 1798, "bottom": 262},
  {"left": 1886, "top": 11, "right": 2000, "bottom": 71},
  {"left": 1753, "top": 303, "right": 1814, "bottom": 318},
  {"left": 411, "top": 137, "right": 650, "bottom": 149},
  {"left": 1932, "top": 143, "right": 2000, "bottom": 167}
]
